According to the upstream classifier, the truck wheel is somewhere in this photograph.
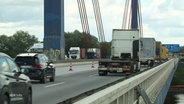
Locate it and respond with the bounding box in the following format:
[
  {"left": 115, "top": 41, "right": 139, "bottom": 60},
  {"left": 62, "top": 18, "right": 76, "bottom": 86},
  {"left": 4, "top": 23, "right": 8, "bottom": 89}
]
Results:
[
  {"left": 98, "top": 70, "right": 107, "bottom": 76},
  {"left": 99, "top": 70, "right": 104, "bottom": 76},
  {"left": 130, "top": 63, "right": 135, "bottom": 73},
  {"left": 150, "top": 60, "right": 154, "bottom": 67},
  {"left": 103, "top": 71, "right": 108, "bottom": 76},
  {"left": 136, "top": 62, "right": 140, "bottom": 72}
]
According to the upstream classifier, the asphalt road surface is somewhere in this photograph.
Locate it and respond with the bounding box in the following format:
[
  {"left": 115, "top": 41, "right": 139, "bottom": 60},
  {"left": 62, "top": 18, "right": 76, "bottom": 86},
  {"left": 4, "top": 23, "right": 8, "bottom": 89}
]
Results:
[{"left": 32, "top": 63, "right": 126, "bottom": 104}]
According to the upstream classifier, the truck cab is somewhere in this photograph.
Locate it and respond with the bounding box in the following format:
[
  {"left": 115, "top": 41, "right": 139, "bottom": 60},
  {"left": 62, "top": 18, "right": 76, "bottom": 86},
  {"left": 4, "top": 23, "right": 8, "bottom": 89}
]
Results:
[{"left": 68, "top": 47, "right": 80, "bottom": 59}]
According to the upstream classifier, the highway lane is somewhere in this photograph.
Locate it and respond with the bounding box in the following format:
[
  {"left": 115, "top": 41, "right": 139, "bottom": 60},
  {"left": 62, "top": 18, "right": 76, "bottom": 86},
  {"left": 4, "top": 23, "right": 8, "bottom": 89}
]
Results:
[{"left": 32, "top": 64, "right": 126, "bottom": 104}]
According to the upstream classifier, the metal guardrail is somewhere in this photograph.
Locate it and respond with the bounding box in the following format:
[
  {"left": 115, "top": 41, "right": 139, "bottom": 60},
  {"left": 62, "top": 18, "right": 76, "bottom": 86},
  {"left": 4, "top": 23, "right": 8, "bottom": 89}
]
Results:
[
  {"left": 54, "top": 59, "right": 99, "bottom": 67},
  {"left": 71, "top": 58, "right": 178, "bottom": 104}
]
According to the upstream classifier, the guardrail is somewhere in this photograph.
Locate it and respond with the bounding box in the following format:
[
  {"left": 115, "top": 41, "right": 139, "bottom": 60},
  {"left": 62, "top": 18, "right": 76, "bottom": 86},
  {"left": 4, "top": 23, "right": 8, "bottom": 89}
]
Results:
[
  {"left": 54, "top": 60, "right": 98, "bottom": 67},
  {"left": 74, "top": 58, "right": 178, "bottom": 104}
]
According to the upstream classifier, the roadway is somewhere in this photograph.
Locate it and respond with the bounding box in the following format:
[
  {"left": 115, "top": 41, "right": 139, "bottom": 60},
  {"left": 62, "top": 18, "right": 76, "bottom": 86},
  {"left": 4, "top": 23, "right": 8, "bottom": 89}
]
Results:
[{"left": 32, "top": 63, "right": 126, "bottom": 104}]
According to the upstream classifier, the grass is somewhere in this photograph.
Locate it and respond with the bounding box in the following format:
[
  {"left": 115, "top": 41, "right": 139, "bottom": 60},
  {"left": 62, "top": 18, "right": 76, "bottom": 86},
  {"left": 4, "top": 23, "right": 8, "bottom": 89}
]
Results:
[{"left": 171, "top": 60, "right": 184, "bottom": 85}]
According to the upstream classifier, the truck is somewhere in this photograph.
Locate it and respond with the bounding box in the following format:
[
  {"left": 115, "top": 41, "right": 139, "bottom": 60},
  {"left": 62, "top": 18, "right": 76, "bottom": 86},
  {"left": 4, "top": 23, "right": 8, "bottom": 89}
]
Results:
[
  {"left": 68, "top": 47, "right": 80, "bottom": 59},
  {"left": 98, "top": 29, "right": 141, "bottom": 76},
  {"left": 86, "top": 48, "right": 101, "bottom": 59},
  {"left": 80, "top": 48, "right": 86, "bottom": 59},
  {"left": 28, "top": 43, "right": 43, "bottom": 53},
  {"left": 161, "top": 45, "right": 168, "bottom": 60},
  {"left": 156, "top": 41, "right": 162, "bottom": 61},
  {"left": 139, "top": 38, "right": 156, "bottom": 66},
  {"left": 68, "top": 47, "right": 86, "bottom": 59}
]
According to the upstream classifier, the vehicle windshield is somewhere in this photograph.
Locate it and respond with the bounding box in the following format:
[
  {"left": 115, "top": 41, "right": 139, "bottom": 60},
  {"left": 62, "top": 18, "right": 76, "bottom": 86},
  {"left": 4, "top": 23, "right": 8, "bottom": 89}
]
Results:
[
  {"left": 69, "top": 50, "right": 78, "bottom": 54},
  {"left": 15, "top": 57, "right": 39, "bottom": 66}
]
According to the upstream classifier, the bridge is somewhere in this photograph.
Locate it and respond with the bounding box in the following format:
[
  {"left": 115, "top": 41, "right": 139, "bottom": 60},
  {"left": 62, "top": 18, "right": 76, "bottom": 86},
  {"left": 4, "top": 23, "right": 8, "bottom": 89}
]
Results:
[
  {"left": 54, "top": 58, "right": 178, "bottom": 104},
  {"left": 38, "top": 0, "right": 181, "bottom": 104}
]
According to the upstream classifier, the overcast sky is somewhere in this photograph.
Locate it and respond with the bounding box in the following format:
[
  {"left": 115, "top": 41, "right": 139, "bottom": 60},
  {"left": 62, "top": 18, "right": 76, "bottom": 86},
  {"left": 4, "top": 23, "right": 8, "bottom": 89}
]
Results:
[{"left": 0, "top": 0, "right": 184, "bottom": 46}]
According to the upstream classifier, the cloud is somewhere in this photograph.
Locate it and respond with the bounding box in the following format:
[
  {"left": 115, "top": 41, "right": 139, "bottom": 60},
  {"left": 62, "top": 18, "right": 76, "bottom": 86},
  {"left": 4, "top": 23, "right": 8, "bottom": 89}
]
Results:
[
  {"left": 0, "top": 20, "right": 44, "bottom": 41},
  {"left": 0, "top": 0, "right": 183, "bottom": 46},
  {"left": 142, "top": 0, "right": 184, "bottom": 45},
  {"left": 0, "top": 5, "right": 43, "bottom": 23},
  {"left": 0, "top": 0, "right": 42, "bottom": 7}
]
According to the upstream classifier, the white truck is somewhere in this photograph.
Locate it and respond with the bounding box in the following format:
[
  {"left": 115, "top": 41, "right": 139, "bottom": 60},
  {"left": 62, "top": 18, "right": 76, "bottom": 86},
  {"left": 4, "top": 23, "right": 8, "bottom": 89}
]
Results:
[
  {"left": 68, "top": 47, "right": 80, "bottom": 59},
  {"left": 28, "top": 43, "right": 43, "bottom": 53},
  {"left": 140, "top": 38, "right": 156, "bottom": 66},
  {"left": 98, "top": 29, "right": 141, "bottom": 76},
  {"left": 86, "top": 48, "right": 101, "bottom": 59}
]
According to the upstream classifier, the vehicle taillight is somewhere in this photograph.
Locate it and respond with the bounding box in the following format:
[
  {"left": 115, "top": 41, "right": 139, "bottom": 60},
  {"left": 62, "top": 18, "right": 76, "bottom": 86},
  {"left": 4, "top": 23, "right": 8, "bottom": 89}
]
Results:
[{"left": 32, "top": 64, "right": 42, "bottom": 69}]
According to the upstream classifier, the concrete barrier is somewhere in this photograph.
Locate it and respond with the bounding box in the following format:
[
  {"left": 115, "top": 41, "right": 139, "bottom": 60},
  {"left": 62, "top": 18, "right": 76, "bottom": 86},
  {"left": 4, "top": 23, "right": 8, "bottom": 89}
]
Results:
[{"left": 54, "top": 61, "right": 98, "bottom": 67}]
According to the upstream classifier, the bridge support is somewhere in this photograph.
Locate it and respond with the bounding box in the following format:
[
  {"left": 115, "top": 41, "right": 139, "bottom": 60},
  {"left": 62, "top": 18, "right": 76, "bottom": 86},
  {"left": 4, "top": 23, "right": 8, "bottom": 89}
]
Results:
[
  {"left": 136, "top": 86, "right": 152, "bottom": 104},
  {"left": 44, "top": 0, "right": 65, "bottom": 61}
]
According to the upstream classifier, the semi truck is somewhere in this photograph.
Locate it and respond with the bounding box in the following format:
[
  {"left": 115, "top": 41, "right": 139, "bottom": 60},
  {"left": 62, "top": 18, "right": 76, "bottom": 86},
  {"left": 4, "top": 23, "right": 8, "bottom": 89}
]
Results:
[
  {"left": 86, "top": 48, "right": 101, "bottom": 59},
  {"left": 68, "top": 47, "right": 80, "bottom": 59},
  {"left": 98, "top": 29, "right": 141, "bottom": 76},
  {"left": 68, "top": 47, "right": 86, "bottom": 59},
  {"left": 28, "top": 43, "right": 43, "bottom": 53},
  {"left": 139, "top": 38, "right": 156, "bottom": 66}
]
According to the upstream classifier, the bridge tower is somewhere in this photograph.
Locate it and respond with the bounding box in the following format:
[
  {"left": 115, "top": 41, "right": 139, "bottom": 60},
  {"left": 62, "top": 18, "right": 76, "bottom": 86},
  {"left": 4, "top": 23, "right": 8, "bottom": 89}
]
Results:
[
  {"left": 131, "top": 0, "right": 138, "bottom": 29},
  {"left": 44, "top": 0, "right": 65, "bottom": 61}
]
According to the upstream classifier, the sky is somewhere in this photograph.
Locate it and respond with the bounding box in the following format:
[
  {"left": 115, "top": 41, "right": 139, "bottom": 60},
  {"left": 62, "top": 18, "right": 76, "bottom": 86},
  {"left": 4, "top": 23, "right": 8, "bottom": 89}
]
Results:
[{"left": 0, "top": 0, "right": 184, "bottom": 46}]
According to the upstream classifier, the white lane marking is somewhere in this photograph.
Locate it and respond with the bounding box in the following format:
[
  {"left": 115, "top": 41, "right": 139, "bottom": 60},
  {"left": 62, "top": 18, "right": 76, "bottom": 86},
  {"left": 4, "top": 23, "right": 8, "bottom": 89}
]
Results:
[
  {"left": 45, "top": 82, "right": 65, "bottom": 88},
  {"left": 89, "top": 74, "right": 98, "bottom": 77}
]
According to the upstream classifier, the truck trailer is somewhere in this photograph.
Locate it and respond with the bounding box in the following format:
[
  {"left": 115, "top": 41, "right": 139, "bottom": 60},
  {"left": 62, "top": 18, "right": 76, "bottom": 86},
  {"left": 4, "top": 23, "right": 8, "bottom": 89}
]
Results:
[
  {"left": 98, "top": 29, "right": 141, "bottom": 76},
  {"left": 139, "top": 38, "right": 156, "bottom": 66},
  {"left": 156, "top": 41, "right": 162, "bottom": 61},
  {"left": 161, "top": 46, "right": 168, "bottom": 60}
]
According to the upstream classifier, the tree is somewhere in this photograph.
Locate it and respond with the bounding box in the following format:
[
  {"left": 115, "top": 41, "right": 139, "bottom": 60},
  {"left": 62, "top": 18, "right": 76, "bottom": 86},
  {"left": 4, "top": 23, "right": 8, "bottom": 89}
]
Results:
[
  {"left": 0, "top": 31, "right": 39, "bottom": 57},
  {"left": 0, "top": 35, "right": 12, "bottom": 55},
  {"left": 180, "top": 46, "right": 184, "bottom": 52},
  {"left": 100, "top": 42, "right": 111, "bottom": 58}
]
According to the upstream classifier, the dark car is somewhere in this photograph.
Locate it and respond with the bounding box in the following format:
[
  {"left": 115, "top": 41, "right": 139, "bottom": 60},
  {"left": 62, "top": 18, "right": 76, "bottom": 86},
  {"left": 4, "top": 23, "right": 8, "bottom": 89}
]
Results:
[
  {"left": 15, "top": 53, "right": 55, "bottom": 83},
  {"left": 0, "top": 52, "right": 32, "bottom": 104}
]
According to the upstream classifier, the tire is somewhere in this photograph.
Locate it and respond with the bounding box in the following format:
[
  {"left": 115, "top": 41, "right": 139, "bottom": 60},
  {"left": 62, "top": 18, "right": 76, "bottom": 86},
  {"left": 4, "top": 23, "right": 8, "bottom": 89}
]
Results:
[
  {"left": 2, "top": 94, "right": 9, "bottom": 104},
  {"left": 150, "top": 60, "right": 154, "bottom": 67},
  {"left": 98, "top": 70, "right": 107, "bottom": 76},
  {"left": 50, "top": 69, "right": 55, "bottom": 82},
  {"left": 103, "top": 71, "right": 108, "bottom": 76},
  {"left": 26, "top": 90, "right": 32, "bottom": 104},
  {"left": 98, "top": 71, "right": 104, "bottom": 76},
  {"left": 50, "top": 77, "right": 55, "bottom": 82},
  {"left": 130, "top": 63, "right": 135, "bottom": 73},
  {"left": 40, "top": 71, "right": 47, "bottom": 83},
  {"left": 135, "top": 62, "right": 140, "bottom": 72}
]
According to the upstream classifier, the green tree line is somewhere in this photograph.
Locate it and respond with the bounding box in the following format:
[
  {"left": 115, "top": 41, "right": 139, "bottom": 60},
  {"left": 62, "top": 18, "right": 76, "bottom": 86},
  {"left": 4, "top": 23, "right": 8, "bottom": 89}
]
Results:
[
  {"left": 0, "top": 31, "right": 38, "bottom": 57},
  {"left": 0, "top": 30, "right": 111, "bottom": 58}
]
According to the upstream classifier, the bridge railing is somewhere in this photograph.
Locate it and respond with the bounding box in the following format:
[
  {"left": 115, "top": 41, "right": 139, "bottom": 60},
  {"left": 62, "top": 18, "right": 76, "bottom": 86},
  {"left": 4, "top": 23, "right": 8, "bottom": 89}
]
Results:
[{"left": 74, "top": 58, "right": 178, "bottom": 104}]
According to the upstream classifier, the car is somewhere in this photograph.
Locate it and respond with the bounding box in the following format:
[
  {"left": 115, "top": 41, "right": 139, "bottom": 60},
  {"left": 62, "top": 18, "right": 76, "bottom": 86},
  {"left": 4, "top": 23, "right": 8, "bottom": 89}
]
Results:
[
  {"left": 15, "top": 53, "right": 55, "bottom": 83},
  {"left": 0, "top": 52, "right": 32, "bottom": 104}
]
